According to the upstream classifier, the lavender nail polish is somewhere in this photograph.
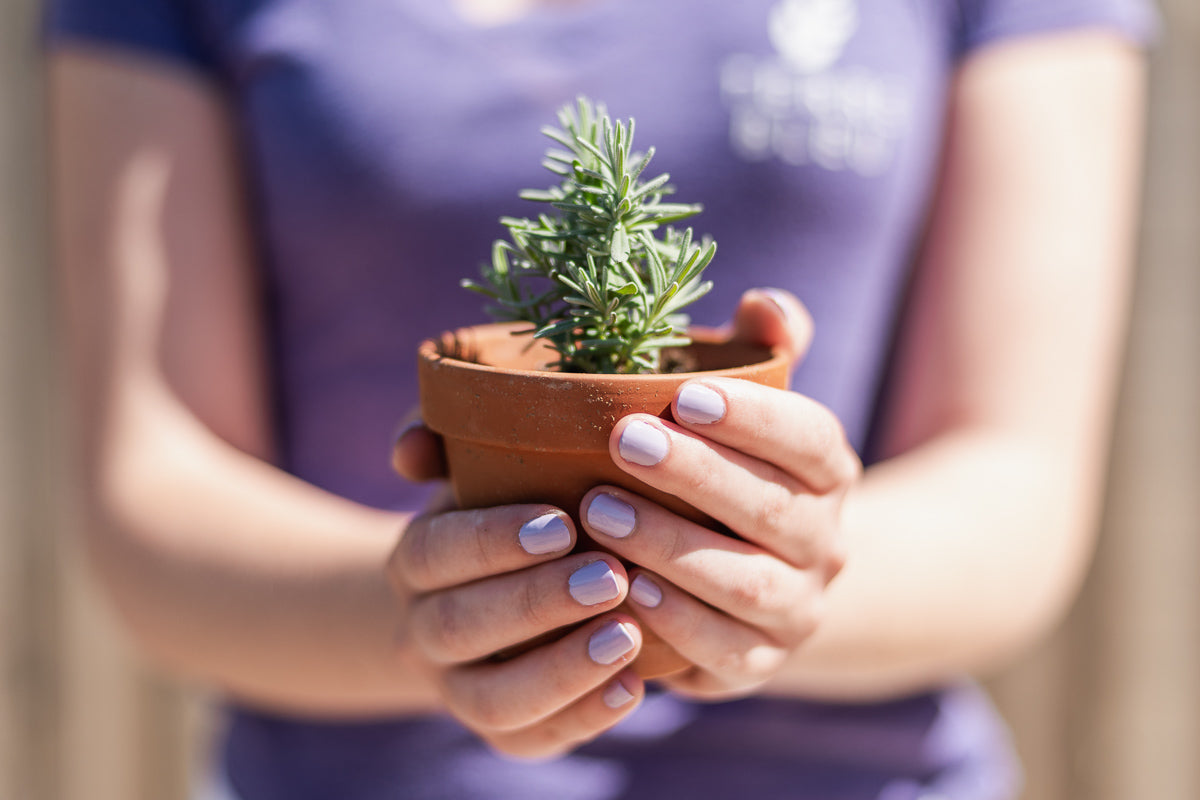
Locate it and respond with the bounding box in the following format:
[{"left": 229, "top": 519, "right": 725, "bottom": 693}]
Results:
[
  {"left": 568, "top": 561, "right": 620, "bottom": 606},
  {"left": 759, "top": 287, "right": 799, "bottom": 326},
  {"left": 603, "top": 680, "right": 636, "bottom": 709},
  {"left": 588, "top": 621, "right": 636, "bottom": 665},
  {"left": 518, "top": 513, "right": 571, "bottom": 555},
  {"left": 618, "top": 420, "right": 669, "bottom": 466},
  {"left": 629, "top": 575, "right": 663, "bottom": 608},
  {"left": 587, "top": 494, "right": 636, "bottom": 539},
  {"left": 676, "top": 383, "right": 726, "bottom": 424}
]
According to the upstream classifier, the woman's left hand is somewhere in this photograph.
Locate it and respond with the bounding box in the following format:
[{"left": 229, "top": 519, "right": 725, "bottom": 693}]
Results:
[{"left": 581, "top": 289, "right": 861, "bottom": 699}]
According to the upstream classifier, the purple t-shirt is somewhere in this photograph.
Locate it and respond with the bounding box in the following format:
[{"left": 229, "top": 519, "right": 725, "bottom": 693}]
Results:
[{"left": 47, "top": 1, "right": 1155, "bottom": 798}]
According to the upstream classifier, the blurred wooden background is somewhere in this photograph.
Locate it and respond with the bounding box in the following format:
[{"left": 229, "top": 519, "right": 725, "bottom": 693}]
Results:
[{"left": 2, "top": 2, "right": 1197, "bottom": 798}]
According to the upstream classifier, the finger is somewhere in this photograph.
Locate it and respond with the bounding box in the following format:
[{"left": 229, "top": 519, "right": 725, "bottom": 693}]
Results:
[
  {"left": 485, "top": 673, "right": 644, "bottom": 760},
  {"left": 624, "top": 570, "right": 792, "bottom": 694},
  {"left": 409, "top": 554, "right": 628, "bottom": 664},
  {"left": 730, "top": 288, "right": 813, "bottom": 367},
  {"left": 608, "top": 417, "right": 841, "bottom": 565},
  {"left": 671, "top": 378, "right": 861, "bottom": 494},
  {"left": 582, "top": 487, "right": 824, "bottom": 628},
  {"left": 440, "top": 614, "right": 642, "bottom": 734},
  {"left": 388, "top": 506, "right": 575, "bottom": 593},
  {"left": 392, "top": 420, "right": 448, "bottom": 482}
]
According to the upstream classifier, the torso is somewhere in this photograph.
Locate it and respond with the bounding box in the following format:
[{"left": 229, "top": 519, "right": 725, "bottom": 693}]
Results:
[{"left": 188, "top": 2, "right": 1027, "bottom": 797}]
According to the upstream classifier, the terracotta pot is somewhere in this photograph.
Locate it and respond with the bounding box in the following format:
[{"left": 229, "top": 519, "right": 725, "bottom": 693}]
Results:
[{"left": 417, "top": 322, "right": 790, "bottom": 678}]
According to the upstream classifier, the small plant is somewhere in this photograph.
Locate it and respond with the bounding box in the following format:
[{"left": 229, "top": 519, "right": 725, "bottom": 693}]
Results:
[{"left": 463, "top": 97, "right": 717, "bottom": 374}]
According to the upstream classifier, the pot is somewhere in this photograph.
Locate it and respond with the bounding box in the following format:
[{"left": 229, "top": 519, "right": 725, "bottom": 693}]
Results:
[{"left": 418, "top": 322, "right": 790, "bottom": 677}]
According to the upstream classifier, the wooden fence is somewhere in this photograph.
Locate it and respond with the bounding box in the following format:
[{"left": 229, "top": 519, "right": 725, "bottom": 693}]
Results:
[{"left": 2, "top": 1, "right": 1196, "bottom": 798}]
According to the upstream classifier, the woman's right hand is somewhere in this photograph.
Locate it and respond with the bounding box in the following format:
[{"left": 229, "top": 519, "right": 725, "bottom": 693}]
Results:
[{"left": 384, "top": 503, "right": 645, "bottom": 758}]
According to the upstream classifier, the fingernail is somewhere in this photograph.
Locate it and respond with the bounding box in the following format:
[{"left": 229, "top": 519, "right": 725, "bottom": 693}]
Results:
[
  {"left": 758, "top": 287, "right": 798, "bottom": 326},
  {"left": 569, "top": 561, "right": 621, "bottom": 606},
  {"left": 589, "top": 621, "right": 637, "bottom": 665},
  {"left": 587, "top": 494, "right": 636, "bottom": 539},
  {"left": 629, "top": 575, "right": 663, "bottom": 608},
  {"left": 519, "top": 513, "right": 571, "bottom": 555},
  {"left": 394, "top": 417, "right": 424, "bottom": 441},
  {"left": 618, "top": 420, "right": 669, "bottom": 466},
  {"left": 676, "top": 383, "right": 726, "bottom": 425},
  {"left": 603, "top": 679, "right": 636, "bottom": 708}
]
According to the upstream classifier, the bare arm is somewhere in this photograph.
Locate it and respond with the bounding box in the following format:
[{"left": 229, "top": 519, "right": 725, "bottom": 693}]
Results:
[
  {"left": 51, "top": 47, "right": 431, "bottom": 715},
  {"left": 53, "top": 51, "right": 654, "bottom": 754},
  {"left": 775, "top": 31, "right": 1147, "bottom": 699},
  {"left": 580, "top": 31, "right": 1147, "bottom": 702}
]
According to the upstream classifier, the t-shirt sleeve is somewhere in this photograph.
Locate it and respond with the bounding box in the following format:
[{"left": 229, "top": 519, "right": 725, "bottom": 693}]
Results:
[
  {"left": 956, "top": 0, "right": 1161, "bottom": 57},
  {"left": 44, "top": 0, "right": 219, "bottom": 75}
]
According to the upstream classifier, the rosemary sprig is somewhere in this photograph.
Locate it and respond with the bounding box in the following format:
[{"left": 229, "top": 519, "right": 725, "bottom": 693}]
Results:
[{"left": 462, "top": 97, "right": 716, "bottom": 374}]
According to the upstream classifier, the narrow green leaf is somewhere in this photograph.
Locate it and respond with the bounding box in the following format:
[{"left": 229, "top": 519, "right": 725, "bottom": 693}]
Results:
[
  {"left": 460, "top": 279, "right": 499, "bottom": 298},
  {"left": 573, "top": 165, "right": 607, "bottom": 183},
  {"left": 629, "top": 145, "right": 655, "bottom": 183},
  {"left": 534, "top": 318, "right": 580, "bottom": 338},
  {"left": 630, "top": 173, "right": 671, "bottom": 201},
  {"left": 575, "top": 135, "right": 606, "bottom": 162},
  {"left": 520, "top": 189, "right": 562, "bottom": 203},
  {"left": 540, "top": 125, "right": 576, "bottom": 150},
  {"left": 611, "top": 223, "right": 630, "bottom": 263}
]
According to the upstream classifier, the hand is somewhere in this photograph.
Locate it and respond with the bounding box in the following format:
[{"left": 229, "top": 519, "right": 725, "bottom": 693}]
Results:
[
  {"left": 580, "top": 289, "right": 860, "bottom": 699},
  {"left": 384, "top": 502, "right": 646, "bottom": 758}
]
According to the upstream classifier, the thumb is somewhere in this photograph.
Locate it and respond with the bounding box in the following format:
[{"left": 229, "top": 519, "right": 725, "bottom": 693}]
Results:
[
  {"left": 730, "top": 287, "right": 814, "bottom": 368},
  {"left": 391, "top": 417, "right": 448, "bottom": 483}
]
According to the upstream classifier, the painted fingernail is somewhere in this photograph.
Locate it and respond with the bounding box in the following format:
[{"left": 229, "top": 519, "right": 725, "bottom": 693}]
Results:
[
  {"left": 569, "top": 561, "right": 621, "bottom": 606},
  {"left": 393, "top": 418, "right": 423, "bottom": 444},
  {"left": 629, "top": 575, "right": 663, "bottom": 608},
  {"left": 519, "top": 513, "right": 571, "bottom": 555},
  {"left": 758, "top": 287, "right": 798, "bottom": 326},
  {"left": 587, "top": 494, "right": 636, "bottom": 539},
  {"left": 602, "top": 679, "right": 636, "bottom": 708},
  {"left": 676, "top": 383, "right": 726, "bottom": 424},
  {"left": 588, "top": 621, "right": 637, "bottom": 665},
  {"left": 618, "top": 420, "right": 669, "bottom": 466}
]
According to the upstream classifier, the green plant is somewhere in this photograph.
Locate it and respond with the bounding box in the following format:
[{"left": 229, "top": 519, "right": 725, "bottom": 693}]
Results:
[{"left": 462, "top": 97, "right": 717, "bottom": 374}]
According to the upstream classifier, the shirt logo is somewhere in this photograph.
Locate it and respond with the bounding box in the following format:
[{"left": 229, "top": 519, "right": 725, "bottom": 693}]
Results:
[
  {"left": 768, "top": 0, "right": 858, "bottom": 74},
  {"left": 721, "top": 0, "right": 910, "bottom": 176}
]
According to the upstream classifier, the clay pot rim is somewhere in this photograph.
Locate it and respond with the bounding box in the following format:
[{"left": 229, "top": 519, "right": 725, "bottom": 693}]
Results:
[{"left": 418, "top": 321, "right": 790, "bottom": 383}]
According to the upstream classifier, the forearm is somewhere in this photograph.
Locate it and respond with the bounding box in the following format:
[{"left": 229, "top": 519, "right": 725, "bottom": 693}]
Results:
[
  {"left": 764, "top": 34, "right": 1144, "bottom": 704},
  {"left": 766, "top": 426, "right": 1099, "bottom": 701},
  {"left": 82, "top": 406, "right": 439, "bottom": 717}
]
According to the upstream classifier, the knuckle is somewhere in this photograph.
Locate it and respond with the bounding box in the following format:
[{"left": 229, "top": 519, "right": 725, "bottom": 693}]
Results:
[
  {"left": 669, "top": 600, "right": 707, "bottom": 648},
  {"left": 744, "top": 395, "right": 776, "bottom": 441},
  {"left": 807, "top": 417, "right": 842, "bottom": 477},
  {"left": 816, "top": 417, "right": 859, "bottom": 490},
  {"left": 752, "top": 484, "right": 795, "bottom": 539},
  {"left": 678, "top": 456, "right": 724, "bottom": 502},
  {"left": 824, "top": 540, "right": 848, "bottom": 582},
  {"left": 648, "top": 521, "right": 688, "bottom": 568},
  {"left": 710, "top": 645, "right": 750, "bottom": 676},
  {"left": 398, "top": 518, "right": 437, "bottom": 591},
  {"left": 450, "top": 671, "right": 524, "bottom": 733},
  {"left": 835, "top": 448, "right": 863, "bottom": 488},
  {"left": 709, "top": 642, "right": 783, "bottom": 684},
  {"left": 725, "top": 568, "right": 780, "bottom": 616},
  {"left": 463, "top": 508, "right": 493, "bottom": 565},
  {"left": 417, "top": 592, "right": 470, "bottom": 663},
  {"left": 514, "top": 574, "right": 553, "bottom": 632},
  {"left": 464, "top": 687, "right": 514, "bottom": 732},
  {"left": 783, "top": 596, "right": 823, "bottom": 643},
  {"left": 742, "top": 644, "right": 788, "bottom": 682}
]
